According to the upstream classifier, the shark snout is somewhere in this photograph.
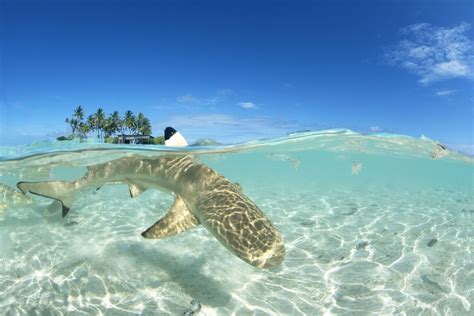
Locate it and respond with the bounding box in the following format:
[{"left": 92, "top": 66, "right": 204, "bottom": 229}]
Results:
[{"left": 260, "top": 240, "right": 286, "bottom": 269}]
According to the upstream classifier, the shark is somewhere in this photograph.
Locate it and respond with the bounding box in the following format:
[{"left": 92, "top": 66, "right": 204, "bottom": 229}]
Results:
[{"left": 17, "top": 155, "right": 286, "bottom": 269}]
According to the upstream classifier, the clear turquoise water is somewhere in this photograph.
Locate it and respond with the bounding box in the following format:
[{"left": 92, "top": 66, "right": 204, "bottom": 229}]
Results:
[{"left": 0, "top": 130, "right": 473, "bottom": 315}]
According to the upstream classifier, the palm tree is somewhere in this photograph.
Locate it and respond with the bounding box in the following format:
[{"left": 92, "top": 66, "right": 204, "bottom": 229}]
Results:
[
  {"left": 136, "top": 113, "right": 152, "bottom": 135},
  {"left": 135, "top": 113, "right": 144, "bottom": 135},
  {"left": 65, "top": 106, "right": 153, "bottom": 143},
  {"left": 65, "top": 117, "right": 78, "bottom": 134},
  {"left": 79, "top": 122, "right": 90, "bottom": 139},
  {"left": 104, "top": 111, "right": 121, "bottom": 137},
  {"left": 73, "top": 105, "right": 84, "bottom": 123},
  {"left": 116, "top": 115, "right": 126, "bottom": 137},
  {"left": 110, "top": 111, "right": 121, "bottom": 135},
  {"left": 104, "top": 117, "right": 113, "bottom": 138},
  {"left": 124, "top": 110, "right": 136, "bottom": 135},
  {"left": 93, "top": 108, "right": 106, "bottom": 139},
  {"left": 65, "top": 105, "right": 85, "bottom": 137},
  {"left": 87, "top": 115, "right": 96, "bottom": 138},
  {"left": 142, "top": 117, "right": 152, "bottom": 136}
]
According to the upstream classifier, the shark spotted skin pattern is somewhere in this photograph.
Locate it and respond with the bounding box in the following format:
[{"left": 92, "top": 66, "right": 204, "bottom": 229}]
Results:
[{"left": 17, "top": 155, "right": 285, "bottom": 269}]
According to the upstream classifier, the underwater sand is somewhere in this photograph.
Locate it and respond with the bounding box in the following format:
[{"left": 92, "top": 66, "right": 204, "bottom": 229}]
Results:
[{"left": 0, "top": 130, "right": 473, "bottom": 315}]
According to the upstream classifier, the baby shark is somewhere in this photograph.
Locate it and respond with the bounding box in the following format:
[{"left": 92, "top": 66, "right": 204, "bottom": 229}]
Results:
[{"left": 17, "top": 155, "right": 285, "bottom": 269}]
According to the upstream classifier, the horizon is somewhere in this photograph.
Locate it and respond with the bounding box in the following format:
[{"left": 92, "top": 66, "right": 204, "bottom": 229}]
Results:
[{"left": 1, "top": 0, "right": 473, "bottom": 154}]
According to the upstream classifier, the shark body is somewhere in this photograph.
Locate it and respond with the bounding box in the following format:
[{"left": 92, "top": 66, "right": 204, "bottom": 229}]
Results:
[{"left": 17, "top": 155, "right": 285, "bottom": 269}]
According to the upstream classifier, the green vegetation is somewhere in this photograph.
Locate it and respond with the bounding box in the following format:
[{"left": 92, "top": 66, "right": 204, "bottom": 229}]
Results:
[
  {"left": 62, "top": 106, "right": 158, "bottom": 144},
  {"left": 104, "top": 136, "right": 119, "bottom": 144},
  {"left": 153, "top": 136, "right": 165, "bottom": 145}
]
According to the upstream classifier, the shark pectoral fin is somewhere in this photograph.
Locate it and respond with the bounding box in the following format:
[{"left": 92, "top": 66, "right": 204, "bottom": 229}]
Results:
[
  {"left": 17, "top": 181, "right": 75, "bottom": 217},
  {"left": 142, "top": 195, "right": 199, "bottom": 239},
  {"left": 127, "top": 181, "right": 148, "bottom": 198},
  {"left": 60, "top": 197, "right": 73, "bottom": 217}
]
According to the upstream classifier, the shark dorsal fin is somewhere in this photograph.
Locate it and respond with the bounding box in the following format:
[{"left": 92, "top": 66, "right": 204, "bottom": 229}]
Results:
[
  {"left": 128, "top": 181, "right": 148, "bottom": 198},
  {"left": 141, "top": 195, "right": 199, "bottom": 239}
]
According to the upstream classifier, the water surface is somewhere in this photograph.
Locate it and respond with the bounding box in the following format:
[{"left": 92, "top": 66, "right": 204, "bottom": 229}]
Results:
[{"left": 0, "top": 130, "right": 472, "bottom": 315}]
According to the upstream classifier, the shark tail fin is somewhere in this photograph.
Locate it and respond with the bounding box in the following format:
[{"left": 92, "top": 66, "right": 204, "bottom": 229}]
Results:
[
  {"left": 142, "top": 195, "right": 199, "bottom": 239},
  {"left": 17, "top": 181, "right": 75, "bottom": 217}
]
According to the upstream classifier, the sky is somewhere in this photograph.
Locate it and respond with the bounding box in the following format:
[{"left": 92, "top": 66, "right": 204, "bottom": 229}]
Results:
[{"left": 0, "top": 0, "right": 473, "bottom": 153}]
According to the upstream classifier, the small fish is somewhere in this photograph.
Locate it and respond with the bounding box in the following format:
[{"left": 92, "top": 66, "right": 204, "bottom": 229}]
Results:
[
  {"left": 352, "top": 162, "right": 362, "bottom": 175},
  {"left": 64, "top": 221, "right": 79, "bottom": 227},
  {"left": 266, "top": 153, "right": 300, "bottom": 169},
  {"left": 427, "top": 238, "right": 438, "bottom": 247},
  {"left": 51, "top": 280, "right": 61, "bottom": 293},
  {"left": 421, "top": 275, "right": 448, "bottom": 293},
  {"left": 183, "top": 300, "right": 201, "bottom": 315},
  {"left": 431, "top": 143, "right": 448, "bottom": 159},
  {"left": 356, "top": 241, "right": 369, "bottom": 250}
]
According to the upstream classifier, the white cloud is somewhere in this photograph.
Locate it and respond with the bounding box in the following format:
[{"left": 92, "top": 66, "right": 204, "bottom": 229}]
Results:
[
  {"left": 177, "top": 94, "right": 199, "bottom": 103},
  {"left": 217, "top": 88, "right": 235, "bottom": 96},
  {"left": 436, "top": 89, "right": 456, "bottom": 96},
  {"left": 0, "top": 124, "right": 68, "bottom": 145},
  {"left": 174, "top": 90, "right": 235, "bottom": 107},
  {"left": 239, "top": 102, "right": 258, "bottom": 109},
  {"left": 447, "top": 144, "right": 474, "bottom": 156},
  {"left": 204, "top": 89, "right": 235, "bottom": 105},
  {"left": 369, "top": 126, "right": 382, "bottom": 132},
  {"left": 165, "top": 114, "right": 241, "bottom": 127},
  {"left": 386, "top": 22, "right": 473, "bottom": 84},
  {"left": 158, "top": 113, "right": 296, "bottom": 143}
]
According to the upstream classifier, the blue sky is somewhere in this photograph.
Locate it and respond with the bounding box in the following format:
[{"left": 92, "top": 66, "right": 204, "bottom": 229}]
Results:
[{"left": 1, "top": 0, "right": 473, "bottom": 153}]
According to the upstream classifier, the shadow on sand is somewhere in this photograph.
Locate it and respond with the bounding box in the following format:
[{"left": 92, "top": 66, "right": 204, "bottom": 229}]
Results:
[{"left": 103, "top": 240, "right": 232, "bottom": 309}]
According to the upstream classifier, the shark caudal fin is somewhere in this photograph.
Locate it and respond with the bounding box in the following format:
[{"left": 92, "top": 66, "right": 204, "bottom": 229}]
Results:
[
  {"left": 142, "top": 195, "right": 199, "bottom": 239},
  {"left": 17, "top": 181, "right": 75, "bottom": 217}
]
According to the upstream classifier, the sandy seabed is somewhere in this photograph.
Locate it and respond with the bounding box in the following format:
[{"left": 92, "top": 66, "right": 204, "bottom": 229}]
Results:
[{"left": 0, "top": 184, "right": 472, "bottom": 315}]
